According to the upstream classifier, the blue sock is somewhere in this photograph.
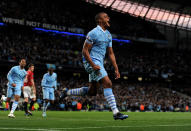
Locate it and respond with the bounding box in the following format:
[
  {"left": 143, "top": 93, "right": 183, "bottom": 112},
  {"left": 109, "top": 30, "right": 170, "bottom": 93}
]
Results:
[
  {"left": 42, "top": 101, "right": 46, "bottom": 113},
  {"left": 43, "top": 101, "right": 50, "bottom": 113},
  {"left": 104, "top": 88, "right": 119, "bottom": 114},
  {"left": 45, "top": 102, "right": 50, "bottom": 111},
  {"left": 67, "top": 87, "right": 89, "bottom": 96},
  {"left": 10, "top": 101, "right": 18, "bottom": 114}
]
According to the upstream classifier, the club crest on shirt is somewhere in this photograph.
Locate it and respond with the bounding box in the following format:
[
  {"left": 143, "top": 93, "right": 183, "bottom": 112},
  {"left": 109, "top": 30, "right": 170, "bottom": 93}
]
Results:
[{"left": 108, "top": 34, "right": 112, "bottom": 42}]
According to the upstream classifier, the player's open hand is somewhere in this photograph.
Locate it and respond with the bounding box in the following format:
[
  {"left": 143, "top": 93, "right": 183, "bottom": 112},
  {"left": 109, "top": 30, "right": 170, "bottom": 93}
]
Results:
[
  {"left": 115, "top": 70, "right": 120, "bottom": 79},
  {"left": 92, "top": 65, "right": 101, "bottom": 71},
  {"left": 12, "top": 83, "right": 16, "bottom": 87}
]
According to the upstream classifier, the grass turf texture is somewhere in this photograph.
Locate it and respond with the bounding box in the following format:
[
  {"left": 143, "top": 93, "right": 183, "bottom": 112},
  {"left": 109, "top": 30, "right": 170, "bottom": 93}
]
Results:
[{"left": 0, "top": 111, "right": 191, "bottom": 131}]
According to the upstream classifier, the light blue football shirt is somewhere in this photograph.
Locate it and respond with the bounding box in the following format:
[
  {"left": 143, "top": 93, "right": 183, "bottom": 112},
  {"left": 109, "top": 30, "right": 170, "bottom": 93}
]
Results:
[
  {"left": 41, "top": 72, "right": 57, "bottom": 89},
  {"left": 7, "top": 65, "right": 27, "bottom": 87},
  {"left": 83, "top": 25, "right": 112, "bottom": 63}
]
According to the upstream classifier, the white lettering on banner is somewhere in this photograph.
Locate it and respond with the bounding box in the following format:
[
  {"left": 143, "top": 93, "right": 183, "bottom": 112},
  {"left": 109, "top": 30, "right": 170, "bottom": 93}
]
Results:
[
  {"left": 2, "top": 17, "right": 24, "bottom": 25},
  {"left": 68, "top": 27, "right": 84, "bottom": 34},
  {"left": 1, "top": 17, "right": 84, "bottom": 33},
  {"left": 1, "top": 17, "right": 167, "bottom": 44},
  {"left": 42, "top": 23, "right": 66, "bottom": 31},
  {"left": 26, "top": 21, "right": 41, "bottom": 27}
]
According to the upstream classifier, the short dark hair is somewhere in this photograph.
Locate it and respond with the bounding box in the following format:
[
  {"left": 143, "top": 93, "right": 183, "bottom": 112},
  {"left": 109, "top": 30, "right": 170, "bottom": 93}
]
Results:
[
  {"left": 19, "top": 58, "right": 26, "bottom": 63},
  {"left": 28, "top": 63, "right": 34, "bottom": 68},
  {"left": 95, "top": 12, "right": 105, "bottom": 24}
]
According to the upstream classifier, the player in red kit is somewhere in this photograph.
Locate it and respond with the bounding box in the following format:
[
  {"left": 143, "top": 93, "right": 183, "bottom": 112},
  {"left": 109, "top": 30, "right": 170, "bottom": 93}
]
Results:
[{"left": 23, "top": 64, "right": 36, "bottom": 116}]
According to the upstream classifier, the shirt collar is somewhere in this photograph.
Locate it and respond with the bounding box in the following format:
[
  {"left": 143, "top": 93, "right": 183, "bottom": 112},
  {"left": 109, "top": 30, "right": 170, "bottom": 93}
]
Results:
[
  {"left": 48, "top": 72, "right": 54, "bottom": 76},
  {"left": 97, "top": 25, "right": 106, "bottom": 33},
  {"left": 18, "top": 65, "right": 24, "bottom": 70}
]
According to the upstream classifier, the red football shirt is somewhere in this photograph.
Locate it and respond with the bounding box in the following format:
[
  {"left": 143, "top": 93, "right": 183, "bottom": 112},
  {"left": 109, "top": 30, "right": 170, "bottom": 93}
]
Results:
[{"left": 24, "top": 71, "right": 34, "bottom": 86}]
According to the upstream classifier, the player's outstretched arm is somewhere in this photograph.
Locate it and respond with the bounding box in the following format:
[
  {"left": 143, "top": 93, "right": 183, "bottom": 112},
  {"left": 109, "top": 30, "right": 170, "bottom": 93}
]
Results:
[
  {"left": 82, "top": 42, "right": 100, "bottom": 70},
  {"left": 107, "top": 47, "right": 120, "bottom": 79}
]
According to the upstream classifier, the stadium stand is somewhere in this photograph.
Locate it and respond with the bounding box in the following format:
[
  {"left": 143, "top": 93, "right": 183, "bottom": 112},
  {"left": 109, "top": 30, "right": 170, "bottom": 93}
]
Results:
[{"left": 0, "top": 0, "right": 191, "bottom": 112}]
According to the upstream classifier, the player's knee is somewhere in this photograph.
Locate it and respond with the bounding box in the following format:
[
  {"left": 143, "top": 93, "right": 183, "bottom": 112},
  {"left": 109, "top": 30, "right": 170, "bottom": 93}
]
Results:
[
  {"left": 14, "top": 95, "right": 20, "bottom": 101},
  {"left": 15, "top": 98, "right": 19, "bottom": 101},
  {"left": 24, "top": 97, "right": 28, "bottom": 102},
  {"left": 109, "top": 81, "right": 112, "bottom": 87},
  {"left": 105, "top": 81, "right": 112, "bottom": 88}
]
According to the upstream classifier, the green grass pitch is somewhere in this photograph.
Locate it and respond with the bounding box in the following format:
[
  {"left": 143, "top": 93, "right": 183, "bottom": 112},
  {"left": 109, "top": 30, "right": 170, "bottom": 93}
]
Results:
[{"left": 0, "top": 111, "right": 191, "bottom": 131}]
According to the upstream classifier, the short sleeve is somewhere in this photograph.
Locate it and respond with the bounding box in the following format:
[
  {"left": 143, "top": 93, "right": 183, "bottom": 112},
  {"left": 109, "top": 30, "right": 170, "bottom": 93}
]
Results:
[
  {"left": 85, "top": 30, "right": 96, "bottom": 44},
  {"left": 108, "top": 34, "right": 112, "bottom": 47}
]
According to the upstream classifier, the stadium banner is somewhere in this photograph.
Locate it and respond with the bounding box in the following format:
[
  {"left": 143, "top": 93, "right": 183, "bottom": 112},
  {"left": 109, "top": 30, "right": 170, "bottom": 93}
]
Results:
[
  {"left": 1, "top": 17, "right": 84, "bottom": 34},
  {"left": 1, "top": 17, "right": 168, "bottom": 44}
]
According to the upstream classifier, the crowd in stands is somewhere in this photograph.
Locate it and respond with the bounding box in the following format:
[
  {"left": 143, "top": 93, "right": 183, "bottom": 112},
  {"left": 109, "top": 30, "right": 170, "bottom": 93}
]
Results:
[
  {"left": 0, "top": 25, "right": 190, "bottom": 78},
  {"left": 0, "top": 75, "right": 191, "bottom": 112},
  {"left": 59, "top": 79, "right": 191, "bottom": 112},
  {"left": 0, "top": 26, "right": 83, "bottom": 67},
  {"left": 115, "top": 47, "right": 191, "bottom": 76}
]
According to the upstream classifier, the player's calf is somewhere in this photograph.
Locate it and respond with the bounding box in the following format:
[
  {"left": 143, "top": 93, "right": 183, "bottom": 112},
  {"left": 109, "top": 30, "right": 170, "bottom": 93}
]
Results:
[
  {"left": 42, "top": 100, "right": 50, "bottom": 115},
  {"left": 61, "top": 82, "right": 98, "bottom": 97},
  {"left": 23, "top": 97, "right": 29, "bottom": 115},
  {"left": 9, "top": 100, "right": 19, "bottom": 118},
  {"left": 61, "top": 86, "right": 89, "bottom": 98},
  {"left": 29, "top": 96, "right": 36, "bottom": 114},
  {"left": 101, "top": 76, "right": 129, "bottom": 119},
  {"left": 29, "top": 100, "right": 35, "bottom": 112}
]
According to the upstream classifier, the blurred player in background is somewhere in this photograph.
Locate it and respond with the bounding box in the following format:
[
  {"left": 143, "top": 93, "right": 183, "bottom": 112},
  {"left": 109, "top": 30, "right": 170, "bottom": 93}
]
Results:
[
  {"left": 62, "top": 12, "right": 128, "bottom": 120},
  {"left": 41, "top": 66, "right": 57, "bottom": 117},
  {"left": 7, "top": 59, "right": 27, "bottom": 118},
  {"left": 23, "top": 64, "right": 36, "bottom": 116}
]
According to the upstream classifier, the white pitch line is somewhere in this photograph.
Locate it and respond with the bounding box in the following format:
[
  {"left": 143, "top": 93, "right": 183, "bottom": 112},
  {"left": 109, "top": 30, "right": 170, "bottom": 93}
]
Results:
[
  {"left": 1, "top": 124, "right": 191, "bottom": 131},
  {"left": 0, "top": 128, "right": 59, "bottom": 131}
]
